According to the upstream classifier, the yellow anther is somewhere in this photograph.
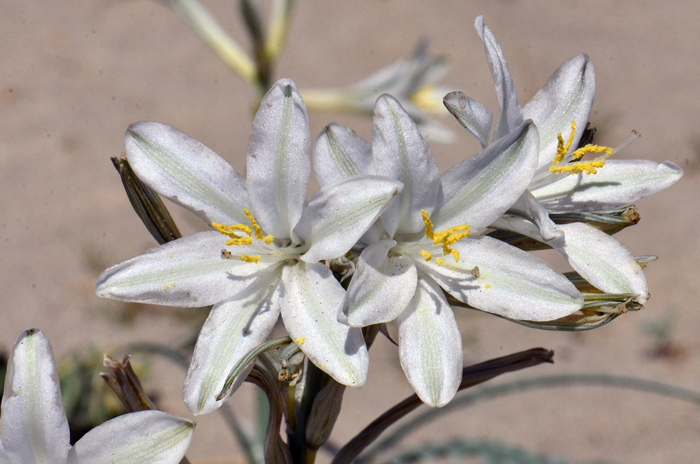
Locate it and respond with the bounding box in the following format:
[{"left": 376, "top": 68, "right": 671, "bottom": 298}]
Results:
[
  {"left": 551, "top": 159, "right": 606, "bottom": 175},
  {"left": 238, "top": 254, "right": 261, "bottom": 263},
  {"left": 569, "top": 144, "right": 613, "bottom": 161},
  {"left": 226, "top": 236, "right": 253, "bottom": 246},
  {"left": 212, "top": 221, "right": 251, "bottom": 239},
  {"left": 214, "top": 211, "right": 275, "bottom": 249},
  {"left": 552, "top": 120, "right": 576, "bottom": 166},
  {"left": 244, "top": 208, "right": 264, "bottom": 239},
  {"left": 442, "top": 229, "right": 471, "bottom": 246},
  {"left": 420, "top": 209, "right": 471, "bottom": 262},
  {"left": 549, "top": 120, "right": 617, "bottom": 176},
  {"left": 432, "top": 224, "right": 470, "bottom": 243},
  {"left": 421, "top": 210, "right": 434, "bottom": 238},
  {"left": 435, "top": 257, "right": 446, "bottom": 266},
  {"left": 421, "top": 250, "right": 432, "bottom": 261}
]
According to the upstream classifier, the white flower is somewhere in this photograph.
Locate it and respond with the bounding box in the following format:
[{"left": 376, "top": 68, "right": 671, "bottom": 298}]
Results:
[
  {"left": 95, "top": 79, "right": 402, "bottom": 414},
  {"left": 301, "top": 40, "right": 455, "bottom": 143},
  {"left": 0, "top": 328, "right": 194, "bottom": 464},
  {"left": 443, "top": 16, "right": 683, "bottom": 303},
  {"left": 314, "top": 95, "right": 583, "bottom": 407}
]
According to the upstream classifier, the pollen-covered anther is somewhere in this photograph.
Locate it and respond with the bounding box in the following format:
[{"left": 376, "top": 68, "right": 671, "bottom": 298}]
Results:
[
  {"left": 421, "top": 250, "right": 432, "bottom": 261},
  {"left": 420, "top": 209, "right": 471, "bottom": 262},
  {"left": 212, "top": 221, "right": 253, "bottom": 244},
  {"left": 550, "top": 122, "right": 641, "bottom": 176},
  {"left": 214, "top": 210, "right": 275, "bottom": 263},
  {"left": 551, "top": 120, "right": 577, "bottom": 166}
]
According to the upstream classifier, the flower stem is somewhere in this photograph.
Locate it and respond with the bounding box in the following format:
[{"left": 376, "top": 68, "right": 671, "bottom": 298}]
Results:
[{"left": 290, "top": 360, "right": 326, "bottom": 464}]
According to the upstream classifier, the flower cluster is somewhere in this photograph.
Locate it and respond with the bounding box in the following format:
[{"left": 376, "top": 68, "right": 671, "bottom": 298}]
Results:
[{"left": 95, "top": 18, "right": 681, "bottom": 411}]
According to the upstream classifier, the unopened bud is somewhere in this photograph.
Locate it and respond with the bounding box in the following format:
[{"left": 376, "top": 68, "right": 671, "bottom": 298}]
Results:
[
  {"left": 111, "top": 155, "right": 181, "bottom": 244},
  {"left": 101, "top": 354, "right": 156, "bottom": 412},
  {"left": 305, "top": 379, "right": 345, "bottom": 451}
]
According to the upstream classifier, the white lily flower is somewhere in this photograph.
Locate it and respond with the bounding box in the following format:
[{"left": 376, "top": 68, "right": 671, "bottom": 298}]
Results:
[
  {"left": 0, "top": 328, "right": 194, "bottom": 464},
  {"left": 315, "top": 95, "right": 583, "bottom": 407},
  {"left": 301, "top": 40, "right": 455, "bottom": 143},
  {"left": 96, "top": 79, "right": 402, "bottom": 414},
  {"left": 443, "top": 16, "right": 683, "bottom": 303}
]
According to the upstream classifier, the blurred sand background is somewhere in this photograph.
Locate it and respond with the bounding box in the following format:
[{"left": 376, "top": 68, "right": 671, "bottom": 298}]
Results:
[{"left": 1, "top": 0, "right": 699, "bottom": 462}]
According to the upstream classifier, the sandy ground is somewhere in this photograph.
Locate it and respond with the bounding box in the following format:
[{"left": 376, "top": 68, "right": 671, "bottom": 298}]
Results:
[{"left": 1, "top": 0, "right": 699, "bottom": 463}]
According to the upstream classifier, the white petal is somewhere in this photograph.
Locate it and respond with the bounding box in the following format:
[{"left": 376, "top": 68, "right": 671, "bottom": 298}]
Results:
[
  {"left": 433, "top": 121, "right": 539, "bottom": 232},
  {"left": 421, "top": 236, "right": 583, "bottom": 321},
  {"left": 490, "top": 214, "right": 566, "bottom": 249},
  {"left": 125, "top": 121, "right": 249, "bottom": 225},
  {"left": 183, "top": 268, "right": 282, "bottom": 414},
  {"left": 313, "top": 123, "right": 374, "bottom": 188},
  {"left": 341, "top": 240, "right": 417, "bottom": 326},
  {"left": 373, "top": 95, "right": 441, "bottom": 236},
  {"left": 68, "top": 411, "right": 194, "bottom": 464},
  {"left": 296, "top": 176, "right": 403, "bottom": 263},
  {"left": 555, "top": 223, "right": 648, "bottom": 302},
  {"left": 397, "top": 275, "right": 462, "bottom": 407},
  {"left": 533, "top": 160, "right": 684, "bottom": 212},
  {"left": 503, "top": 191, "right": 565, "bottom": 244},
  {"left": 475, "top": 16, "right": 522, "bottom": 141},
  {"left": 443, "top": 91, "right": 493, "bottom": 148},
  {"left": 522, "top": 54, "right": 595, "bottom": 169},
  {"left": 280, "top": 262, "right": 368, "bottom": 387},
  {"left": 0, "top": 329, "right": 70, "bottom": 464},
  {"left": 247, "top": 78, "right": 310, "bottom": 239},
  {"left": 352, "top": 39, "right": 448, "bottom": 99},
  {"left": 95, "top": 231, "right": 252, "bottom": 307}
]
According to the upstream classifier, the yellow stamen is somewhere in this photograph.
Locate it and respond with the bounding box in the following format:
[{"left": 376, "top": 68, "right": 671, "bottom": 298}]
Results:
[
  {"left": 551, "top": 159, "right": 606, "bottom": 175},
  {"left": 420, "top": 209, "right": 471, "bottom": 262},
  {"left": 421, "top": 210, "right": 434, "bottom": 239},
  {"left": 549, "top": 120, "right": 624, "bottom": 176},
  {"left": 244, "top": 208, "right": 264, "bottom": 239},
  {"left": 212, "top": 221, "right": 251, "bottom": 239},
  {"left": 214, "top": 210, "right": 275, "bottom": 262},
  {"left": 568, "top": 144, "right": 613, "bottom": 161},
  {"left": 421, "top": 250, "right": 432, "bottom": 261},
  {"left": 239, "top": 254, "right": 261, "bottom": 263},
  {"left": 551, "top": 120, "right": 576, "bottom": 166}
]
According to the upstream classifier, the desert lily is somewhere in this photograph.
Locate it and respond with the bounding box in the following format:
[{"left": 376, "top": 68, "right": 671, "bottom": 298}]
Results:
[
  {"left": 301, "top": 40, "right": 455, "bottom": 143},
  {"left": 314, "top": 95, "right": 583, "bottom": 407},
  {"left": 0, "top": 328, "right": 194, "bottom": 464},
  {"left": 95, "top": 79, "right": 402, "bottom": 414},
  {"left": 443, "top": 16, "right": 683, "bottom": 303}
]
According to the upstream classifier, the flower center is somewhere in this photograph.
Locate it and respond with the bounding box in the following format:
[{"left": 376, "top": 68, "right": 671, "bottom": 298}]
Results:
[
  {"left": 549, "top": 121, "right": 639, "bottom": 175},
  {"left": 410, "top": 84, "right": 441, "bottom": 112},
  {"left": 212, "top": 208, "right": 275, "bottom": 263},
  {"left": 419, "top": 209, "right": 470, "bottom": 262}
]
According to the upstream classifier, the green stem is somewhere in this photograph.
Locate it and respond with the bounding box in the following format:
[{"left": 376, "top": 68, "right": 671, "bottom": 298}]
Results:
[{"left": 290, "top": 361, "right": 326, "bottom": 464}]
